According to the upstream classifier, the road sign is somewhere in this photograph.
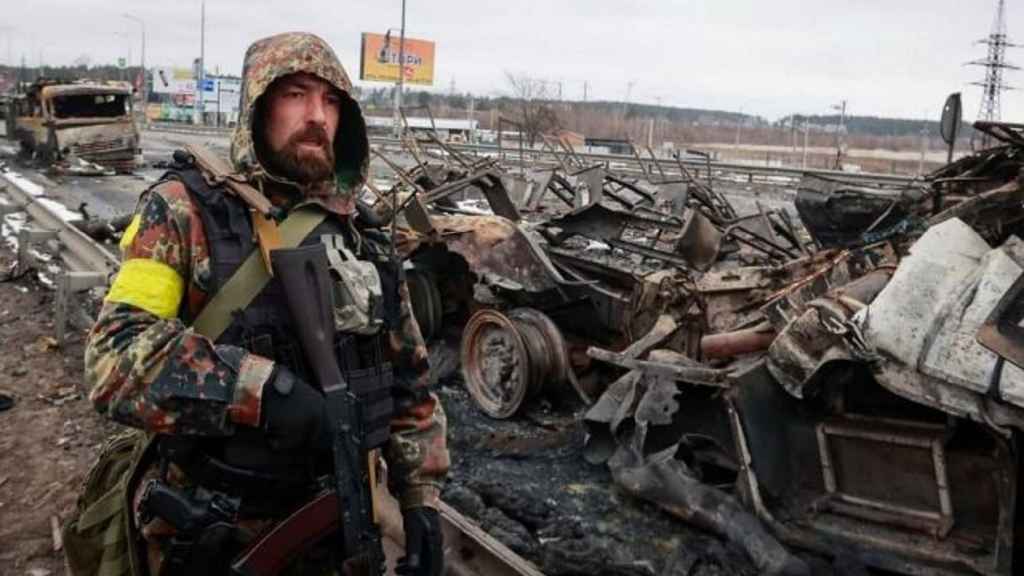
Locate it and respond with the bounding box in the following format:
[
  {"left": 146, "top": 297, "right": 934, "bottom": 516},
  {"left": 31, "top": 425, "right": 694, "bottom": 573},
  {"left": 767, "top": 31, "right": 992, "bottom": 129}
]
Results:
[{"left": 117, "top": 57, "right": 127, "bottom": 69}]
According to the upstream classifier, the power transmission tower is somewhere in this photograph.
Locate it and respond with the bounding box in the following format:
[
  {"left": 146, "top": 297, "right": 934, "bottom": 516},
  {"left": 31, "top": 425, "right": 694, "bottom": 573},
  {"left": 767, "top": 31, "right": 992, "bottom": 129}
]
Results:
[{"left": 967, "top": 0, "right": 1019, "bottom": 147}]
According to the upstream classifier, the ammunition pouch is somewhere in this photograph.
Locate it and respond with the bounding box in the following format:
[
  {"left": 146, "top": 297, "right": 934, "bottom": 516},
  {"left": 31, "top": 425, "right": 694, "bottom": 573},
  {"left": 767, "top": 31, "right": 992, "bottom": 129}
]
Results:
[{"left": 63, "top": 430, "right": 156, "bottom": 576}]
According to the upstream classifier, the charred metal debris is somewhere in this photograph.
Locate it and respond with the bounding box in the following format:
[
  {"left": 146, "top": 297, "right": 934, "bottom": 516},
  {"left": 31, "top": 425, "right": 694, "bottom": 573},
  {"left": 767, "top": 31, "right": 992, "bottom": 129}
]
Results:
[{"left": 360, "top": 118, "right": 1024, "bottom": 576}]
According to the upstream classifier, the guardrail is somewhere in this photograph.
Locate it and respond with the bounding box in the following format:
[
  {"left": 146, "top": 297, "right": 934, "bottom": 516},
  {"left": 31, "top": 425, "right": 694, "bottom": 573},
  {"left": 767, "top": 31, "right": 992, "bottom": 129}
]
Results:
[
  {"left": 0, "top": 167, "right": 119, "bottom": 344},
  {"left": 143, "top": 124, "right": 921, "bottom": 188}
]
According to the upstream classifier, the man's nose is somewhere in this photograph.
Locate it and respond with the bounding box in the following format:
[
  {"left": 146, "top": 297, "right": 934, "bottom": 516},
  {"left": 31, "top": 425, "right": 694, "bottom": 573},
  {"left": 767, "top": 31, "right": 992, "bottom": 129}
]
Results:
[{"left": 306, "top": 95, "right": 327, "bottom": 125}]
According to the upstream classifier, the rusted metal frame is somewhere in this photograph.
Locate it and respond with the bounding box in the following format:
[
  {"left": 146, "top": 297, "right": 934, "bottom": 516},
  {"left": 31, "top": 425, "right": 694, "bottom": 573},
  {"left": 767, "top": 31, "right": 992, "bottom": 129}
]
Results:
[
  {"left": 673, "top": 154, "right": 729, "bottom": 221},
  {"left": 556, "top": 134, "right": 588, "bottom": 170},
  {"left": 369, "top": 148, "right": 436, "bottom": 234},
  {"left": 973, "top": 120, "right": 1024, "bottom": 147},
  {"left": 606, "top": 174, "right": 657, "bottom": 206},
  {"left": 423, "top": 129, "right": 480, "bottom": 170},
  {"left": 586, "top": 346, "right": 730, "bottom": 387},
  {"left": 677, "top": 150, "right": 736, "bottom": 220},
  {"left": 545, "top": 203, "right": 697, "bottom": 268},
  {"left": 629, "top": 204, "right": 687, "bottom": 264},
  {"left": 720, "top": 215, "right": 800, "bottom": 261},
  {"left": 414, "top": 169, "right": 521, "bottom": 223},
  {"left": 399, "top": 104, "right": 438, "bottom": 133},
  {"left": 727, "top": 388, "right": 1001, "bottom": 576},
  {"left": 628, "top": 141, "right": 655, "bottom": 182},
  {"left": 363, "top": 180, "right": 395, "bottom": 213},
  {"left": 418, "top": 173, "right": 487, "bottom": 205},
  {"left": 497, "top": 116, "right": 526, "bottom": 175},
  {"left": 542, "top": 174, "right": 577, "bottom": 208},
  {"left": 774, "top": 209, "right": 812, "bottom": 256},
  {"left": 685, "top": 148, "right": 720, "bottom": 201},
  {"left": 644, "top": 145, "right": 670, "bottom": 183},
  {"left": 539, "top": 133, "right": 573, "bottom": 174},
  {"left": 598, "top": 180, "right": 638, "bottom": 211},
  {"left": 400, "top": 136, "right": 432, "bottom": 178},
  {"left": 815, "top": 421, "right": 954, "bottom": 539}
]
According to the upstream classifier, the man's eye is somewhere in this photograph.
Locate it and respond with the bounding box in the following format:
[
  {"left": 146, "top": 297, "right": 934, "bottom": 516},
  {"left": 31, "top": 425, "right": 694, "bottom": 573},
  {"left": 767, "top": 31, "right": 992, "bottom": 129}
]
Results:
[
  {"left": 284, "top": 90, "right": 304, "bottom": 99},
  {"left": 326, "top": 94, "right": 342, "bottom": 106}
]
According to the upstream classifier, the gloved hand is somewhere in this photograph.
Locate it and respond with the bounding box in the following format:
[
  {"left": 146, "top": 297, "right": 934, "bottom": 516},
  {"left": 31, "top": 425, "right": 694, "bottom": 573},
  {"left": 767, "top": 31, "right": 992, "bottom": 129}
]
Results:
[
  {"left": 396, "top": 507, "right": 443, "bottom": 576},
  {"left": 260, "top": 367, "right": 331, "bottom": 456}
]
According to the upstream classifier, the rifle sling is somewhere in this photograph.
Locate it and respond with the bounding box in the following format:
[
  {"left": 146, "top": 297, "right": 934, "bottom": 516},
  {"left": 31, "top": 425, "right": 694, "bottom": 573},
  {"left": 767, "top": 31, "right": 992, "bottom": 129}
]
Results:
[{"left": 192, "top": 208, "right": 327, "bottom": 341}]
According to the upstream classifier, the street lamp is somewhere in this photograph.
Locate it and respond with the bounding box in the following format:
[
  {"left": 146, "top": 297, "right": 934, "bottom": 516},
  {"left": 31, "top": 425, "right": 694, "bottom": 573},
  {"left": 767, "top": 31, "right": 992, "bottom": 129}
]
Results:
[{"left": 123, "top": 13, "right": 147, "bottom": 124}]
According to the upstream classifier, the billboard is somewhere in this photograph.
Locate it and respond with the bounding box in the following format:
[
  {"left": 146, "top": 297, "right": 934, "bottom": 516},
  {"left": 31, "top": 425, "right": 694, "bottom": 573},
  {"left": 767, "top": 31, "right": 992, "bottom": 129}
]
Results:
[
  {"left": 152, "top": 67, "right": 196, "bottom": 95},
  {"left": 359, "top": 32, "right": 435, "bottom": 86}
]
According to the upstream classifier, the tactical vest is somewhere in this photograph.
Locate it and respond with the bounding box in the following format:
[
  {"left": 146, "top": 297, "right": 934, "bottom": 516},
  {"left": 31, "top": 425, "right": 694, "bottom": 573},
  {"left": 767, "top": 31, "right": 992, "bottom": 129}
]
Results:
[{"left": 160, "top": 165, "right": 397, "bottom": 467}]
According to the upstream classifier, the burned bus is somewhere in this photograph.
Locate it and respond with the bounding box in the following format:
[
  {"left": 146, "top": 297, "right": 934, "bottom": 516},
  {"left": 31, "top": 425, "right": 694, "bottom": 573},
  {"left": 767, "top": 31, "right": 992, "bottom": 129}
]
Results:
[{"left": 6, "top": 80, "right": 140, "bottom": 173}]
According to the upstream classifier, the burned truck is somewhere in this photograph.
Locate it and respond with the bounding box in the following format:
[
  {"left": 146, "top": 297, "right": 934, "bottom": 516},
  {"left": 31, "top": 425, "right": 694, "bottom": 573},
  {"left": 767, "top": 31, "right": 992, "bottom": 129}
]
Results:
[
  {"left": 366, "top": 119, "right": 1024, "bottom": 576},
  {"left": 6, "top": 80, "right": 140, "bottom": 173}
]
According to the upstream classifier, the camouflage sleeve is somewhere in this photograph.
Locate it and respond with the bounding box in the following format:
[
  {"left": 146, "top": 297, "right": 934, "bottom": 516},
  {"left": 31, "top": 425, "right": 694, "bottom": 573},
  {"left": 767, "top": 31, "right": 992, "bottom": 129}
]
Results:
[
  {"left": 383, "top": 280, "right": 450, "bottom": 510},
  {"left": 85, "top": 181, "right": 274, "bottom": 436}
]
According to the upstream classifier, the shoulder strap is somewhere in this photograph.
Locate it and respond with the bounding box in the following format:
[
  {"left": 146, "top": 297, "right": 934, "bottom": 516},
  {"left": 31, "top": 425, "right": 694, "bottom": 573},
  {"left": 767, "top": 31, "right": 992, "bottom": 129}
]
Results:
[{"left": 192, "top": 208, "right": 327, "bottom": 341}]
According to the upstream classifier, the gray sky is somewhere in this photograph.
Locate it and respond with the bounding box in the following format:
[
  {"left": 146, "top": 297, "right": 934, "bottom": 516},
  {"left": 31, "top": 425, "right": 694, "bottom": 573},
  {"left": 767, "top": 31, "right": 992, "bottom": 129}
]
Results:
[{"left": 3, "top": 0, "right": 1020, "bottom": 122}]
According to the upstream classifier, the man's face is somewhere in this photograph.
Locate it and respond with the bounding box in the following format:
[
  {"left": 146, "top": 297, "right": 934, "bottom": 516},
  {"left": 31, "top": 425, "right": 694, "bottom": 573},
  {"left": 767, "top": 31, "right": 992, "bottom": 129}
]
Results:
[{"left": 261, "top": 72, "right": 342, "bottom": 184}]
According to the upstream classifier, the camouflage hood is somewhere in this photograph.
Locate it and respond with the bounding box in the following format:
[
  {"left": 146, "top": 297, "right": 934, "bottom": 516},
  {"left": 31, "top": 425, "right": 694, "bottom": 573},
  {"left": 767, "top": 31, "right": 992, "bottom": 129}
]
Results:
[{"left": 230, "top": 32, "right": 368, "bottom": 197}]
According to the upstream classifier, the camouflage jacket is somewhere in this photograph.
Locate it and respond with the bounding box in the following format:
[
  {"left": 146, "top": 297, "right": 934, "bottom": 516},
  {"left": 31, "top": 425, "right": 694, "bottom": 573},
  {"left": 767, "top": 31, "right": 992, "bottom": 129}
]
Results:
[{"left": 85, "top": 32, "right": 448, "bottom": 509}]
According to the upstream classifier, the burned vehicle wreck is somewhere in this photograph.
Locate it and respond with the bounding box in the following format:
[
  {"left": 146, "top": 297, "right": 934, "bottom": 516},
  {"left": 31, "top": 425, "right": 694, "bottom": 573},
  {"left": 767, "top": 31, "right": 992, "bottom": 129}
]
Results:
[
  {"left": 368, "top": 120, "right": 1024, "bottom": 575},
  {"left": 6, "top": 80, "right": 140, "bottom": 173}
]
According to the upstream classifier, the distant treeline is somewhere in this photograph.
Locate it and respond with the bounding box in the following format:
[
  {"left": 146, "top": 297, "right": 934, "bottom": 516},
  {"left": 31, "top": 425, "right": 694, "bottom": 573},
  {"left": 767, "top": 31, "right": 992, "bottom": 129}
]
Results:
[{"left": 3, "top": 65, "right": 973, "bottom": 140}]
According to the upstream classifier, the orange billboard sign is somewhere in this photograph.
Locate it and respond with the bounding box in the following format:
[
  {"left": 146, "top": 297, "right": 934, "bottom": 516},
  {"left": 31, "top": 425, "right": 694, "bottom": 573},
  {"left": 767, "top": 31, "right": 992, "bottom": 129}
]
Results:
[{"left": 359, "top": 32, "right": 435, "bottom": 86}]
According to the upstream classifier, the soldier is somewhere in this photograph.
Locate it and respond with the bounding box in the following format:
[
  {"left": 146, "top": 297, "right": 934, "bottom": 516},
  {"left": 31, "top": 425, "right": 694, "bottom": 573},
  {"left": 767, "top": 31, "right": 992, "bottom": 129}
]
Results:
[{"left": 83, "top": 32, "right": 448, "bottom": 575}]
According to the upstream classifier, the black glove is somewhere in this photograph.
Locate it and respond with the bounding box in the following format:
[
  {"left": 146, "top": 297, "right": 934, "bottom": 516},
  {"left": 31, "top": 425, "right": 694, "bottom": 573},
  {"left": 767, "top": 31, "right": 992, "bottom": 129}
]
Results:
[
  {"left": 396, "top": 507, "right": 443, "bottom": 576},
  {"left": 260, "top": 367, "right": 331, "bottom": 456}
]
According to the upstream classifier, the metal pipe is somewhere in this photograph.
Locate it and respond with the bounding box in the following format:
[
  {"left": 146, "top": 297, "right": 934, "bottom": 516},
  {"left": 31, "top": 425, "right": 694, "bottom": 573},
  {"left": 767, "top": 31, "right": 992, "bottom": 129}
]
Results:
[{"left": 700, "top": 323, "right": 776, "bottom": 360}]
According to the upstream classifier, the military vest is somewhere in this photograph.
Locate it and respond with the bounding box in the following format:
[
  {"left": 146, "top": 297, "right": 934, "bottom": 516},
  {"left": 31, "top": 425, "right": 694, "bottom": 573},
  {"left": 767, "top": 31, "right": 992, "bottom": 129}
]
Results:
[{"left": 161, "top": 164, "right": 397, "bottom": 451}]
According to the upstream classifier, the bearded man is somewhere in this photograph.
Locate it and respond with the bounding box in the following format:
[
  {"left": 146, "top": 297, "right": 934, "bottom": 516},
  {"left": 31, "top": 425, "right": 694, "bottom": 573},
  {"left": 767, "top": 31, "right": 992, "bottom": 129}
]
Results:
[{"left": 81, "top": 32, "right": 448, "bottom": 576}]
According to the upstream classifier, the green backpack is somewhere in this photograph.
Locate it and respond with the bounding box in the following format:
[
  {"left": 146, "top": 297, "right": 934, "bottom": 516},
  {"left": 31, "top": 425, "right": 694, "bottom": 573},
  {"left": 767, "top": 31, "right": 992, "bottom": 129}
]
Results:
[{"left": 63, "top": 430, "right": 155, "bottom": 576}]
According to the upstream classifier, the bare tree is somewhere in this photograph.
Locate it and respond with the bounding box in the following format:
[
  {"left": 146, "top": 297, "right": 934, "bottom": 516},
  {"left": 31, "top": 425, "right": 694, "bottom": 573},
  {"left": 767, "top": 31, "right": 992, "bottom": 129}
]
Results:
[{"left": 504, "top": 72, "right": 561, "bottom": 147}]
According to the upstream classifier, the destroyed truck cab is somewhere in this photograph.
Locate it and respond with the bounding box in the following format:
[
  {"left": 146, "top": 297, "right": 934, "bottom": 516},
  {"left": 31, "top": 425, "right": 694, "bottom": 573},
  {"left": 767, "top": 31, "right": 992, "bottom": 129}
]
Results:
[{"left": 6, "top": 80, "right": 140, "bottom": 173}]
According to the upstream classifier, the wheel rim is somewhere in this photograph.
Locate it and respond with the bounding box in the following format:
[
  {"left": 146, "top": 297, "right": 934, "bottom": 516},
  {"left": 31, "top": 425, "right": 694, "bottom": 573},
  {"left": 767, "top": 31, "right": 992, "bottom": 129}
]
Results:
[{"left": 461, "top": 309, "right": 530, "bottom": 418}]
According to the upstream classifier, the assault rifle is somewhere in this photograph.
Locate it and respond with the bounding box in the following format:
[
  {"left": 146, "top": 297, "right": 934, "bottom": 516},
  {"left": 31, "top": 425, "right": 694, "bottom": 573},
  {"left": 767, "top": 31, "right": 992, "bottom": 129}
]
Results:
[{"left": 232, "top": 243, "right": 385, "bottom": 576}]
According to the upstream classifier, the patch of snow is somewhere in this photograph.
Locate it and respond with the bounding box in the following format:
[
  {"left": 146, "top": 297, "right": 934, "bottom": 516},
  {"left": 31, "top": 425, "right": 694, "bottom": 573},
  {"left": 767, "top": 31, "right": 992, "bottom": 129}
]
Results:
[
  {"left": 0, "top": 170, "right": 45, "bottom": 198},
  {"left": 455, "top": 200, "right": 491, "bottom": 215},
  {"left": 2, "top": 212, "right": 26, "bottom": 251},
  {"left": 37, "top": 197, "right": 82, "bottom": 222}
]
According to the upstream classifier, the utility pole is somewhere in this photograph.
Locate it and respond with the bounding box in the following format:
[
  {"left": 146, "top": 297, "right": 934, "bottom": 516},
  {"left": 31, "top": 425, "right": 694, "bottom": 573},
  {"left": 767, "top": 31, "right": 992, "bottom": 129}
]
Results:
[
  {"left": 124, "top": 14, "right": 147, "bottom": 124},
  {"left": 918, "top": 122, "right": 928, "bottom": 175},
  {"left": 802, "top": 117, "right": 809, "bottom": 169},
  {"left": 196, "top": 0, "right": 206, "bottom": 125},
  {"left": 391, "top": 0, "right": 407, "bottom": 138},
  {"left": 832, "top": 99, "right": 847, "bottom": 169},
  {"left": 968, "top": 0, "right": 1018, "bottom": 148},
  {"left": 735, "top": 106, "right": 744, "bottom": 148},
  {"left": 583, "top": 81, "right": 588, "bottom": 102}
]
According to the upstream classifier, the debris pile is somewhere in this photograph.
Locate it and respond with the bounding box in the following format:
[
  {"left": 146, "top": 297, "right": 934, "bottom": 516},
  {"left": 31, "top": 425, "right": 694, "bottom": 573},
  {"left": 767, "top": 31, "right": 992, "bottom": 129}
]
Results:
[{"left": 377, "top": 120, "right": 1024, "bottom": 575}]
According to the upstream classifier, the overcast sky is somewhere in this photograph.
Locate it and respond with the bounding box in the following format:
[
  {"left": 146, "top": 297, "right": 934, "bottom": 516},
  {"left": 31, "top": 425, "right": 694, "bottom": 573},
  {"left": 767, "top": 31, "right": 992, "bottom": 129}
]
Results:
[{"left": 3, "top": 0, "right": 1020, "bottom": 121}]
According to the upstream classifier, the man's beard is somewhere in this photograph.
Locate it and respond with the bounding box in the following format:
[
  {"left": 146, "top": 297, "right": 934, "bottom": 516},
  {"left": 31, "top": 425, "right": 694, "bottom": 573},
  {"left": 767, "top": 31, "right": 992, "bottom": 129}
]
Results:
[{"left": 265, "top": 124, "right": 335, "bottom": 185}]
